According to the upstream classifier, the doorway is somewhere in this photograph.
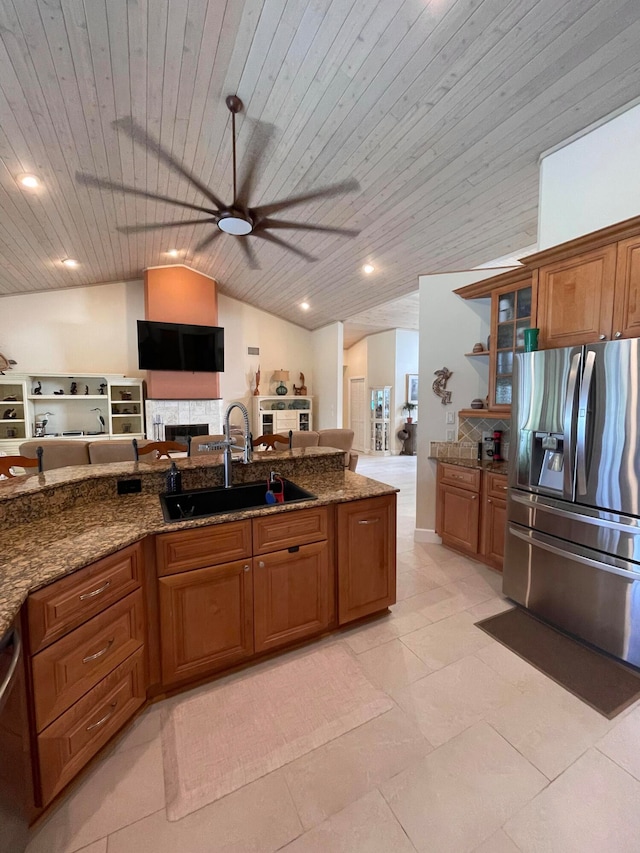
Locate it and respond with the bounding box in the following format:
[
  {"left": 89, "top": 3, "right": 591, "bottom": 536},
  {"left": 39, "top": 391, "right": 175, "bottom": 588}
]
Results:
[{"left": 349, "top": 377, "right": 366, "bottom": 452}]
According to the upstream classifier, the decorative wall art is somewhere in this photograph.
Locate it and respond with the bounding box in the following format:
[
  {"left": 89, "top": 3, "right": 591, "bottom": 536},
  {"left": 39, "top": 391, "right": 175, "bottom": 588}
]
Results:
[
  {"left": 406, "top": 374, "right": 419, "bottom": 405},
  {"left": 432, "top": 367, "right": 453, "bottom": 405}
]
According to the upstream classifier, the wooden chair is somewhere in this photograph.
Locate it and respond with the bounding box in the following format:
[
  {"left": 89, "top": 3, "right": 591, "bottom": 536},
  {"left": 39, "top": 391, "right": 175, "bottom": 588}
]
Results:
[
  {"left": 0, "top": 449, "right": 43, "bottom": 478},
  {"left": 132, "top": 439, "right": 188, "bottom": 461},
  {"left": 252, "top": 433, "right": 292, "bottom": 451}
]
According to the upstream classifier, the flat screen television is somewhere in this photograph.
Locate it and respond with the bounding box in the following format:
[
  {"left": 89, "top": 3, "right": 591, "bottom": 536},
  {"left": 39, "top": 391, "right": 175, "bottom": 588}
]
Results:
[{"left": 137, "top": 320, "right": 224, "bottom": 373}]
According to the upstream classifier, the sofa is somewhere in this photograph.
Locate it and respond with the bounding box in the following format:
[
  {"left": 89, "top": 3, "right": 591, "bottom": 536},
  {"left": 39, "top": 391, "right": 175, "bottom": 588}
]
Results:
[{"left": 274, "top": 429, "right": 358, "bottom": 471}]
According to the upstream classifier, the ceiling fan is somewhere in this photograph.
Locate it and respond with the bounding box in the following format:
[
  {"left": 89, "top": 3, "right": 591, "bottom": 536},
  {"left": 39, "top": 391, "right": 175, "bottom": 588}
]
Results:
[{"left": 77, "top": 95, "right": 360, "bottom": 269}]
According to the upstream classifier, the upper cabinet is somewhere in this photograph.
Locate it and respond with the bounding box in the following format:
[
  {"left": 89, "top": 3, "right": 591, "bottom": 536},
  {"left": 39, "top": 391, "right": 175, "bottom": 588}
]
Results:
[
  {"left": 612, "top": 235, "right": 640, "bottom": 340},
  {"left": 490, "top": 279, "right": 534, "bottom": 409}
]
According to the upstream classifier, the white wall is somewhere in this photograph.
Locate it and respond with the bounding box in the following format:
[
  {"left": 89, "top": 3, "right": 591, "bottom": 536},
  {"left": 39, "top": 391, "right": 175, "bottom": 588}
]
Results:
[
  {"left": 0, "top": 281, "right": 145, "bottom": 375},
  {"left": 312, "top": 322, "right": 344, "bottom": 429},
  {"left": 394, "top": 329, "right": 419, "bottom": 453},
  {"left": 343, "top": 337, "right": 368, "bottom": 440},
  {"left": 538, "top": 102, "right": 640, "bottom": 248},
  {"left": 415, "top": 270, "right": 499, "bottom": 539}
]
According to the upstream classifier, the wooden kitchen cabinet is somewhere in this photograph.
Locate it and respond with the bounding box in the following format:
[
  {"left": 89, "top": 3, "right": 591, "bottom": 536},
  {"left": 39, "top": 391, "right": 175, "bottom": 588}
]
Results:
[
  {"left": 253, "top": 541, "right": 331, "bottom": 653},
  {"left": 437, "top": 479, "right": 480, "bottom": 557},
  {"left": 612, "top": 235, "right": 640, "bottom": 339},
  {"left": 158, "top": 559, "right": 254, "bottom": 686},
  {"left": 336, "top": 494, "right": 396, "bottom": 625},
  {"left": 480, "top": 472, "right": 508, "bottom": 572}
]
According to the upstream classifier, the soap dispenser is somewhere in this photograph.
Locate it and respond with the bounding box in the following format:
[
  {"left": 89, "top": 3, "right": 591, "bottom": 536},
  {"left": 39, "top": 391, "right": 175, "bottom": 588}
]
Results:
[{"left": 166, "top": 461, "right": 182, "bottom": 494}]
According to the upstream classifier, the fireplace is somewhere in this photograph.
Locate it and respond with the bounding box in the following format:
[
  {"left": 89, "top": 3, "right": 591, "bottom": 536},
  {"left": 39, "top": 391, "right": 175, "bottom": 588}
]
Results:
[{"left": 165, "top": 424, "right": 208, "bottom": 444}]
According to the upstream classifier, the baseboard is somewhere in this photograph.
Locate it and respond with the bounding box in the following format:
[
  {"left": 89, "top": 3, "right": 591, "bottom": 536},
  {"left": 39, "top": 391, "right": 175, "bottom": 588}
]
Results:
[{"left": 414, "top": 528, "right": 441, "bottom": 543}]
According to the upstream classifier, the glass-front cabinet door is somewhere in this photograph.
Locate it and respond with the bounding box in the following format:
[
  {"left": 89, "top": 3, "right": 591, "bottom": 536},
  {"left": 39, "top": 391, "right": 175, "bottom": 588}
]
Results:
[
  {"left": 369, "top": 386, "right": 391, "bottom": 455},
  {"left": 490, "top": 282, "right": 534, "bottom": 410}
]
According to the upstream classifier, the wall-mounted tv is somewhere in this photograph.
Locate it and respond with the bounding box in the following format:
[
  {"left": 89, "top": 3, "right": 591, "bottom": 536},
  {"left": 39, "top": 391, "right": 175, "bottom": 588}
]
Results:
[{"left": 137, "top": 320, "right": 224, "bottom": 373}]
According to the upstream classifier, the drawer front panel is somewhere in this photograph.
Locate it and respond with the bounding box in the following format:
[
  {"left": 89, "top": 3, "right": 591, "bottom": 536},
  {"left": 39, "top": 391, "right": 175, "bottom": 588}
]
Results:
[
  {"left": 32, "top": 590, "right": 145, "bottom": 731},
  {"left": 253, "top": 507, "right": 328, "bottom": 555},
  {"left": 439, "top": 464, "right": 481, "bottom": 492},
  {"left": 28, "top": 542, "right": 143, "bottom": 653},
  {"left": 156, "top": 520, "right": 252, "bottom": 575},
  {"left": 37, "top": 649, "right": 145, "bottom": 804},
  {"left": 486, "top": 472, "right": 508, "bottom": 500}
]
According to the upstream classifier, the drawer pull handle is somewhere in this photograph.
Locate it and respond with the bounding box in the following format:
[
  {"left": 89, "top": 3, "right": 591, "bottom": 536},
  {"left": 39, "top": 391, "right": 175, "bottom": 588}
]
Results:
[
  {"left": 86, "top": 701, "right": 118, "bottom": 732},
  {"left": 79, "top": 581, "right": 111, "bottom": 601},
  {"left": 358, "top": 519, "right": 377, "bottom": 525},
  {"left": 501, "top": 485, "right": 508, "bottom": 490},
  {"left": 83, "top": 638, "right": 114, "bottom": 664}
]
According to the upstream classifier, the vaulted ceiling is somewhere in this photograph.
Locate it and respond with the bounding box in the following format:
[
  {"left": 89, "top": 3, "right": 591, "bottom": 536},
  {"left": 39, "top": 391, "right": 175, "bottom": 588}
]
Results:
[{"left": 1, "top": 0, "right": 639, "bottom": 339}]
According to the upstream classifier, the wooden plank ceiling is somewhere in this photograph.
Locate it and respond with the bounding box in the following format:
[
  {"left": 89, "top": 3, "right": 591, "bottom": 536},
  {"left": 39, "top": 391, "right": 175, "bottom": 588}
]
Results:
[{"left": 0, "top": 0, "right": 639, "bottom": 339}]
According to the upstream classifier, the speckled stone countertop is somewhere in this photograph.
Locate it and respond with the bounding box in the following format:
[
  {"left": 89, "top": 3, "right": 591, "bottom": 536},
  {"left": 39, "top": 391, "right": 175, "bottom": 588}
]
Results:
[
  {"left": 0, "top": 448, "right": 399, "bottom": 636},
  {"left": 435, "top": 458, "right": 509, "bottom": 475}
]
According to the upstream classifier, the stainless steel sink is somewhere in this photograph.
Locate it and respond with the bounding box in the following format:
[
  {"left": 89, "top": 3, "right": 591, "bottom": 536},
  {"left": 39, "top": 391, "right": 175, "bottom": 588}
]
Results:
[{"left": 160, "top": 478, "right": 317, "bottom": 522}]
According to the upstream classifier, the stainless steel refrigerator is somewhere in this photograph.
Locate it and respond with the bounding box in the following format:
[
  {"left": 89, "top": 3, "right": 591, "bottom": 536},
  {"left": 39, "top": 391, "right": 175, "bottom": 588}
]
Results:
[{"left": 504, "top": 338, "right": 640, "bottom": 667}]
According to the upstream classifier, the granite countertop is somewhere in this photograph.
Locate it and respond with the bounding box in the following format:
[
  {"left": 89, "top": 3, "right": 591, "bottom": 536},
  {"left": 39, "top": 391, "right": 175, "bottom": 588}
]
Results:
[
  {"left": 0, "top": 453, "right": 398, "bottom": 636},
  {"left": 435, "top": 458, "right": 509, "bottom": 475}
]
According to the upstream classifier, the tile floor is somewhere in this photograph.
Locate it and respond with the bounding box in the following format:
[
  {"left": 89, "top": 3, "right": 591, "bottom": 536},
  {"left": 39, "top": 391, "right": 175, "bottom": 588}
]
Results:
[{"left": 26, "top": 455, "right": 640, "bottom": 852}]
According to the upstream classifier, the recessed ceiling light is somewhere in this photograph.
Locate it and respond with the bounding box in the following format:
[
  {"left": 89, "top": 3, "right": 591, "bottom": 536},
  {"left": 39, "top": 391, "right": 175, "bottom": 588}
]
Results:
[
  {"left": 167, "top": 249, "right": 179, "bottom": 257},
  {"left": 19, "top": 174, "right": 40, "bottom": 188},
  {"left": 300, "top": 302, "right": 310, "bottom": 311},
  {"left": 61, "top": 258, "right": 79, "bottom": 268},
  {"left": 363, "top": 264, "right": 375, "bottom": 274}
]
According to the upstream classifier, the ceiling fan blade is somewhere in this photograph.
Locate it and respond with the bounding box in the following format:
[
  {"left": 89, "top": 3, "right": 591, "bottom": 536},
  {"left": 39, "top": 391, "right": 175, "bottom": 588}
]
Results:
[
  {"left": 113, "top": 117, "right": 228, "bottom": 211},
  {"left": 118, "top": 217, "right": 217, "bottom": 234},
  {"left": 252, "top": 178, "right": 360, "bottom": 219},
  {"left": 76, "top": 173, "right": 218, "bottom": 215},
  {"left": 234, "top": 121, "right": 276, "bottom": 210},
  {"left": 257, "top": 217, "right": 360, "bottom": 237},
  {"left": 252, "top": 230, "right": 317, "bottom": 262},
  {"left": 238, "top": 237, "right": 260, "bottom": 270},
  {"left": 193, "top": 228, "right": 223, "bottom": 253}
]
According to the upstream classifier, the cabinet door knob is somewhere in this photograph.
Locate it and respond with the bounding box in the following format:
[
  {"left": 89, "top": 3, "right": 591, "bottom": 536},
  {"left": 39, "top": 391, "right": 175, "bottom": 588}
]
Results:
[
  {"left": 471, "top": 495, "right": 477, "bottom": 500},
  {"left": 614, "top": 331, "right": 622, "bottom": 339},
  {"left": 599, "top": 334, "right": 607, "bottom": 340},
  {"left": 487, "top": 498, "right": 492, "bottom": 504},
  {"left": 257, "top": 561, "right": 264, "bottom": 569}
]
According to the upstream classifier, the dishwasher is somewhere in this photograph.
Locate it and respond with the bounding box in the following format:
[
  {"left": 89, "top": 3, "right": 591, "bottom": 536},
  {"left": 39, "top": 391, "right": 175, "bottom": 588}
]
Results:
[{"left": 0, "top": 626, "right": 31, "bottom": 853}]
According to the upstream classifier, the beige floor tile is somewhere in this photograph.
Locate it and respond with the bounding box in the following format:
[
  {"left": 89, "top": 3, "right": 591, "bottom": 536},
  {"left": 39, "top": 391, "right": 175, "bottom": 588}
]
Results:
[
  {"left": 596, "top": 704, "right": 640, "bottom": 781},
  {"left": 343, "top": 610, "right": 431, "bottom": 654},
  {"left": 107, "top": 770, "right": 302, "bottom": 853},
  {"left": 27, "top": 740, "right": 165, "bottom": 853},
  {"left": 381, "top": 722, "right": 546, "bottom": 853},
  {"left": 400, "top": 611, "right": 494, "bottom": 670},
  {"left": 283, "top": 706, "right": 431, "bottom": 829},
  {"left": 392, "top": 656, "right": 521, "bottom": 747},
  {"left": 396, "top": 569, "right": 440, "bottom": 601},
  {"left": 415, "top": 558, "right": 479, "bottom": 586},
  {"left": 112, "top": 703, "right": 163, "bottom": 753},
  {"left": 504, "top": 748, "right": 640, "bottom": 852},
  {"left": 475, "top": 641, "right": 551, "bottom": 693},
  {"left": 473, "top": 829, "right": 522, "bottom": 852},
  {"left": 413, "top": 574, "right": 496, "bottom": 622},
  {"left": 280, "top": 790, "right": 417, "bottom": 853},
  {"left": 396, "top": 549, "right": 437, "bottom": 571},
  {"left": 75, "top": 842, "right": 108, "bottom": 853},
  {"left": 356, "top": 639, "right": 433, "bottom": 692},
  {"left": 487, "top": 681, "right": 612, "bottom": 780},
  {"left": 467, "top": 595, "right": 513, "bottom": 621}
]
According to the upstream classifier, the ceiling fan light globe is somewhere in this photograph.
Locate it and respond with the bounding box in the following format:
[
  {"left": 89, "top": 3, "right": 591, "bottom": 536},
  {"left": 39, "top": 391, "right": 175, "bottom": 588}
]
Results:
[{"left": 217, "top": 211, "right": 253, "bottom": 236}]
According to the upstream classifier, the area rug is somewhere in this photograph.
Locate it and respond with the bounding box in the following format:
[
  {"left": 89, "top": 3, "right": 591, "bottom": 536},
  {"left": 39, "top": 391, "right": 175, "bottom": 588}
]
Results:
[
  {"left": 476, "top": 606, "right": 640, "bottom": 719},
  {"left": 161, "top": 644, "right": 394, "bottom": 820}
]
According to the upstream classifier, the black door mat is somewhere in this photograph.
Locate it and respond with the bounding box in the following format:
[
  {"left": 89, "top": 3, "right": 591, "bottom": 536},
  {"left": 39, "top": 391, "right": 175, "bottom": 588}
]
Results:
[{"left": 476, "top": 606, "right": 640, "bottom": 719}]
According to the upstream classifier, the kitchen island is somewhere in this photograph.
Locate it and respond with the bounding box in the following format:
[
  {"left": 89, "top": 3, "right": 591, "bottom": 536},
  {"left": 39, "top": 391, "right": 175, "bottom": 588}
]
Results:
[{"left": 0, "top": 447, "right": 397, "bottom": 815}]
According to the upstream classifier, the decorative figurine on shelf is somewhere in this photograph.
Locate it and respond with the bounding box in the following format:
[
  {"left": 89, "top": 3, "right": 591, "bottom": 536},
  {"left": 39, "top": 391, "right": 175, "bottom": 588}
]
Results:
[
  {"left": 133, "top": 404, "right": 138, "bottom": 414},
  {"left": 70, "top": 382, "right": 78, "bottom": 395},
  {"left": 120, "top": 390, "right": 133, "bottom": 401},
  {"left": 0, "top": 352, "right": 16, "bottom": 374},
  {"left": 33, "top": 381, "right": 42, "bottom": 395},
  {"left": 2, "top": 395, "right": 17, "bottom": 402},
  {"left": 53, "top": 389, "right": 64, "bottom": 395},
  {"left": 99, "top": 383, "right": 107, "bottom": 395},
  {"left": 90, "top": 408, "right": 105, "bottom": 433},
  {"left": 253, "top": 365, "right": 261, "bottom": 396},
  {"left": 2, "top": 407, "right": 17, "bottom": 419},
  {"left": 84, "top": 385, "right": 89, "bottom": 395},
  {"left": 293, "top": 372, "right": 307, "bottom": 396},
  {"left": 432, "top": 367, "right": 453, "bottom": 406}
]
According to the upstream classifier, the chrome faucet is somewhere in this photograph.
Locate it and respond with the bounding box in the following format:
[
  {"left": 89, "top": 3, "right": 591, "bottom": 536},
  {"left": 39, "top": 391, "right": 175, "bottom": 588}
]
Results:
[{"left": 222, "top": 402, "right": 253, "bottom": 488}]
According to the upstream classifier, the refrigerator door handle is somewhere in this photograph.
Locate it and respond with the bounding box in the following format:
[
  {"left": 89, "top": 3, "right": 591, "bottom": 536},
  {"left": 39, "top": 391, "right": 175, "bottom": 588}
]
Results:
[
  {"left": 562, "top": 352, "right": 582, "bottom": 496},
  {"left": 576, "top": 350, "right": 596, "bottom": 495},
  {"left": 508, "top": 525, "right": 638, "bottom": 582}
]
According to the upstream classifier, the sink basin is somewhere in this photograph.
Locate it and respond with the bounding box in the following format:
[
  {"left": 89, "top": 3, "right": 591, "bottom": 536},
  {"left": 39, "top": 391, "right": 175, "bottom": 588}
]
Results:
[{"left": 160, "top": 478, "right": 317, "bottom": 522}]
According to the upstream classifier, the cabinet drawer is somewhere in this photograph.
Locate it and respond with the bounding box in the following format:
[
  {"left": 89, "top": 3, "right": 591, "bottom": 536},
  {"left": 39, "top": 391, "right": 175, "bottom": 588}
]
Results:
[
  {"left": 485, "top": 472, "right": 508, "bottom": 500},
  {"left": 439, "top": 463, "right": 481, "bottom": 492},
  {"left": 32, "top": 590, "right": 145, "bottom": 731},
  {"left": 253, "top": 507, "right": 328, "bottom": 555},
  {"left": 28, "top": 542, "right": 143, "bottom": 654},
  {"left": 37, "top": 649, "right": 145, "bottom": 804},
  {"left": 156, "top": 520, "right": 252, "bottom": 576}
]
